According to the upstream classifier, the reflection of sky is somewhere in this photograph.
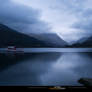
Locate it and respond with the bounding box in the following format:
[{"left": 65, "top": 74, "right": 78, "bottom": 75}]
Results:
[
  {"left": 41, "top": 53, "right": 92, "bottom": 86},
  {"left": 0, "top": 53, "right": 92, "bottom": 86},
  {"left": 0, "top": 0, "right": 92, "bottom": 42}
]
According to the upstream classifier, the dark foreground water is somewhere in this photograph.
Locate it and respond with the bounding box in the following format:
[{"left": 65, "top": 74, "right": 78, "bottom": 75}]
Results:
[{"left": 0, "top": 50, "right": 92, "bottom": 86}]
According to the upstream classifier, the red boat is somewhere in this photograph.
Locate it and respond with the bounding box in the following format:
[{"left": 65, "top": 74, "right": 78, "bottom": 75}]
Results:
[{"left": 7, "top": 46, "right": 16, "bottom": 52}]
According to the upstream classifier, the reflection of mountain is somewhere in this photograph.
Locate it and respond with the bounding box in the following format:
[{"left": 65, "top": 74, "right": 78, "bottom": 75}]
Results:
[
  {"left": 0, "top": 54, "right": 33, "bottom": 71},
  {"left": 0, "top": 53, "right": 62, "bottom": 86},
  {"left": 0, "top": 24, "right": 49, "bottom": 47},
  {"left": 30, "top": 33, "right": 68, "bottom": 47},
  {"left": 70, "top": 36, "right": 92, "bottom": 48},
  {"left": 0, "top": 53, "right": 61, "bottom": 72}
]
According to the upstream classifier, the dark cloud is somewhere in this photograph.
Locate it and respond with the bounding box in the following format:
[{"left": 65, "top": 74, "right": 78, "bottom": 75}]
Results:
[{"left": 0, "top": 0, "right": 50, "bottom": 34}]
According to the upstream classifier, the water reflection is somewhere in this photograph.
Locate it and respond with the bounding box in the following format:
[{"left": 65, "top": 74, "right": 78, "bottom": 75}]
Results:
[{"left": 0, "top": 52, "right": 92, "bottom": 86}]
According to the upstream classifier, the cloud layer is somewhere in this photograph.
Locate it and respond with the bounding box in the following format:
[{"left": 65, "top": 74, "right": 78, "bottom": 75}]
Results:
[
  {"left": 0, "top": 0, "right": 92, "bottom": 42},
  {"left": 0, "top": 0, "right": 51, "bottom": 34}
]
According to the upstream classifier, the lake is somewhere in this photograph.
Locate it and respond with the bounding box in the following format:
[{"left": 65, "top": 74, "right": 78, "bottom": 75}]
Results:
[{"left": 0, "top": 48, "right": 92, "bottom": 86}]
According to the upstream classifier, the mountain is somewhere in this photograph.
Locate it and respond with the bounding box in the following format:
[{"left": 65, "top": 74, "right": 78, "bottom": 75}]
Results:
[
  {"left": 70, "top": 36, "right": 92, "bottom": 48},
  {"left": 0, "top": 24, "right": 68, "bottom": 48},
  {"left": 0, "top": 24, "right": 49, "bottom": 48},
  {"left": 30, "top": 33, "right": 68, "bottom": 47}
]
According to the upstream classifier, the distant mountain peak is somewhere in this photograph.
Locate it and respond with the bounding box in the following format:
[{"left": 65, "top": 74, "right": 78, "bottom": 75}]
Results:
[
  {"left": 30, "top": 33, "right": 68, "bottom": 47},
  {"left": 70, "top": 36, "right": 92, "bottom": 47}
]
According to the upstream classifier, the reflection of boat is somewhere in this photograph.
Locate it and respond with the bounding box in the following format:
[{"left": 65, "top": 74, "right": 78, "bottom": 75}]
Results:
[{"left": 7, "top": 46, "right": 24, "bottom": 53}]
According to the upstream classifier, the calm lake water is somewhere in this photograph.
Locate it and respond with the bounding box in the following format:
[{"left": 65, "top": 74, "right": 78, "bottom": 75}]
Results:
[{"left": 0, "top": 48, "right": 92, "bottom": 86}]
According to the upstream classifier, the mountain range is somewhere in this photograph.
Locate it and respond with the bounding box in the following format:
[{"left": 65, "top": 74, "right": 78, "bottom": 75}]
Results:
[
  {"left": 0, "top": 24, "right": 67, "bottom": 48},
  {"left": 30, "top": 33, "right": 67, "bottom": 47},
  {"left": 70, "top": 36, "right": 92, "bottom": 48},
  {"left": 1, "top": 23, "right": 92, "bottom": 48},
  {"left": 0, "top": 24, "right": 48, "bottom": 47}
]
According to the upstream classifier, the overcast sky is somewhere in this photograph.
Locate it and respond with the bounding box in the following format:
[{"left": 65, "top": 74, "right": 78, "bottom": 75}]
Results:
[{"left": 0, "top": 0, "right": 92, "bottom": 43}]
